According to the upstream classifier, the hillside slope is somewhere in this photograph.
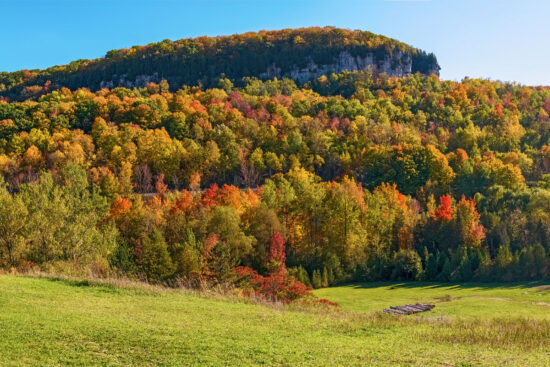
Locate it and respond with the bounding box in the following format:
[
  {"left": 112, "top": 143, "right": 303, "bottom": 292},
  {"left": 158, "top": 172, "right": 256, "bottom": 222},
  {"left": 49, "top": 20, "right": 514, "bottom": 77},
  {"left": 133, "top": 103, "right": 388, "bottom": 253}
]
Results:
[
  {"left": 0, "top": 71, "right": 550, "bottom": 286},
  {"left": 0, "top": 27, "right": 439, "bottom": 101},
  {"left": 0, "top": 276, "right": 548, "bottom": 366}
]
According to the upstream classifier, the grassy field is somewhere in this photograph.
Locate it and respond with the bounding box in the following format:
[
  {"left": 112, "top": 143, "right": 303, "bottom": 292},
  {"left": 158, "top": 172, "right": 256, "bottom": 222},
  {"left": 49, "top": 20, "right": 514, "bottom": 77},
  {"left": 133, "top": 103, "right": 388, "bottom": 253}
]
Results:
[
  {"left": 313, "top": 282, "right": 550, "bottom": 319},
  {"left": 1, "top": 276, "right": 549, "bottom": 366}
]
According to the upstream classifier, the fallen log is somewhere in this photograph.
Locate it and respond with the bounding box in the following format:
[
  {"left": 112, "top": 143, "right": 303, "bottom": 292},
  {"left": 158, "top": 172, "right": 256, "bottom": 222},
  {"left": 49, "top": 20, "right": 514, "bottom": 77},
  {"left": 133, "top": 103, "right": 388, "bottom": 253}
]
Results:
[{"left": 383, "top": 303, "right": 435, "bottom": 315}]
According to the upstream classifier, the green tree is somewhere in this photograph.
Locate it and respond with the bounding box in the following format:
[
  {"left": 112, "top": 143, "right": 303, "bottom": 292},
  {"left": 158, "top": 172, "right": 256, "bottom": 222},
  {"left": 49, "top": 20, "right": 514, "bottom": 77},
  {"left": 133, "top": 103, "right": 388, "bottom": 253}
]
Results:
[
  {"left": 311, "top": 269, "right": 323, "bottom": 289},
  {"left": 138, "top": 230, "right": 175, "bottom": 282},
  {"left": 391, "top": 249, "right": 423, "bottom": 280},
  {"left": 425, "top": 251, "right": 439, "bottom": 280},
  {"left": 171, "top": 229, "right": 201, "bottom": 278},
  {"left": 439, "top": 255, "right": 452, "bottom": 282},
  {"left": 0, "top": 184, "right": 28, "bottom": 267},
  {"left": 206, "top": 206, "right": 255, "bottom": 265}
]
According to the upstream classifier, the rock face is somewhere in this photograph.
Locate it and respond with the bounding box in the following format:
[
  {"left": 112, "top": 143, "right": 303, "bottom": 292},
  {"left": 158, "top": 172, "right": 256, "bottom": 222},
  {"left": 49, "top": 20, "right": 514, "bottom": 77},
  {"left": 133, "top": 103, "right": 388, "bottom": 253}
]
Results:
[
  {"left": 100, "top": 50, "right": 430, "bottom": 90},
  {"left": 260, "top": 50, "right": 427, "bottom": 82},
  {"left": 99, "top": 49, "right": 436, "bottom": 90},
  {"left": 99, "top": 73, "right": 161, "bottom": 90}
]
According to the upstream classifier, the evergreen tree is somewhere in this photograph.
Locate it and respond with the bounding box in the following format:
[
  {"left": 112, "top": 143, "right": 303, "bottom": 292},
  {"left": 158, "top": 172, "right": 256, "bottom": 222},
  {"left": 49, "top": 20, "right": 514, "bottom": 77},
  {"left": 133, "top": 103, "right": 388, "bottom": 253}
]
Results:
[
  {"left": 439, "top": 256, "right": 452, "bottom": 282},
  {"left": 138, "top": 230, "right": 176, "bottom": 282},
  {"left": 312, "top": 269, "right": 323, "bottom": 289},
  {"left": 425, "top": 251, "right": 439, "bottom": 280},
  {"left": 296, "top": 266, "right": 312, "bottom": 287},
  {"left": 322, "top": 267, "right": 329, "bottom": 288}
]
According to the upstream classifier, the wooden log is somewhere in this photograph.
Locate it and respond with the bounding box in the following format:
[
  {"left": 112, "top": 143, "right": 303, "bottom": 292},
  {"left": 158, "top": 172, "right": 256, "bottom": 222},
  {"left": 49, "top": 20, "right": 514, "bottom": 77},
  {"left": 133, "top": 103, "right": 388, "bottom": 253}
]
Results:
[{"left": 382, "top": 303, "right": 435, "bottom": 315}]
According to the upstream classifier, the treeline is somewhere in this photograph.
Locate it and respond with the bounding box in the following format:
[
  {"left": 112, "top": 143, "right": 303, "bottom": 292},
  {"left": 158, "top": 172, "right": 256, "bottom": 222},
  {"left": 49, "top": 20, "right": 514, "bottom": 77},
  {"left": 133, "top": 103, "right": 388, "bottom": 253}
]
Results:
[
  {"left": 1, "top": 165, "right": 547, "bottom": 293},
  {"left": 0, "top": 71, "right": 549, "bottom": 298},
  {"left": 0, "top": 27, "right": 439, "bottom": 101}
]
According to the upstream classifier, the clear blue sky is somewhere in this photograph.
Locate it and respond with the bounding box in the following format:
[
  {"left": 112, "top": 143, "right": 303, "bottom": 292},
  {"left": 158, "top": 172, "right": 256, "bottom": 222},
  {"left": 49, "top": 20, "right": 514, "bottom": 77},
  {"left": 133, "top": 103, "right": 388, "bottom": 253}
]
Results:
[{"left": 1, "top": 0, "right": 549, "bottom": 85}]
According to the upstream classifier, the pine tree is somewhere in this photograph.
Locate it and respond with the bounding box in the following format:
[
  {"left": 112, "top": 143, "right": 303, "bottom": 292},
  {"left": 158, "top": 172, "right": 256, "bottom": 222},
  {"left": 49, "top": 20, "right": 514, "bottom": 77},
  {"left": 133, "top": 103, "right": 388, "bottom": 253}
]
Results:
[
  {"left": 139, "top": 230, "right": 176, "bottom": 282},
  {"left": 298, "top": 266, "right": 311, "bottom": 286},
  {"left": 312, "top": 269, "right": 323, "bottom": 289},
  {"left": 439, "top": 256, "right": 451, "bottom": 282},
  {"left": 322, "top": 267, "right": 329, "bottom": 287},
  {"left": 495, "top": 245, "right": 513, "bottom": 281},
  {"left": 425, "top": 251, "right": 438, "bottom": 280},
  {"left": 460, "top": 255, "right": 473, "bottom": 281},
  {"left": 327, "top": 267, "right": 335, "bottom": 285}
]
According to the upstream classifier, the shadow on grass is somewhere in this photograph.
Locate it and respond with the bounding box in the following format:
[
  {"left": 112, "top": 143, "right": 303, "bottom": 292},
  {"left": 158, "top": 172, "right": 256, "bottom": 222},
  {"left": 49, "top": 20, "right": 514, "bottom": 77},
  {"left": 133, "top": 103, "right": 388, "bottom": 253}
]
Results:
[
  {"left": 340, "top": 281, "right": 550, "bottom": 290},
  {"left": 40, "top": 275, "right": 126, "bottom": 294}
]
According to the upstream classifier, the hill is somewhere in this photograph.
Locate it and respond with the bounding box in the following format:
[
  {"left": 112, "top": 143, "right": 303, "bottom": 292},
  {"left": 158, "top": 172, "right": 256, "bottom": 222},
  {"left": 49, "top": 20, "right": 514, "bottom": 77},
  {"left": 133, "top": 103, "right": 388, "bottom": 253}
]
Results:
[
  {"left": 0, "top": 70, "right": 550, "bottom": 289},
  {"left": 0, "top": 275, "right": 548, "bottom": 366},
  {"left": 0, "top": 28, "right": 549, "bottom": 293},
  {"left": 0, "top": 27, "right": 439, "bottom": 101}
]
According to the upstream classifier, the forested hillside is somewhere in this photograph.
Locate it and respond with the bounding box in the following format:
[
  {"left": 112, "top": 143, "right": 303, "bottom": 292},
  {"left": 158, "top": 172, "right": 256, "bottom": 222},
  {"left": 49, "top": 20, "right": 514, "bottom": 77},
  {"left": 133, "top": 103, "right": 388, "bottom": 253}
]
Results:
[
  {"left": 0, "top": 28, "right": 549, "bottom": 302},
  {"left": 0, "top": 27, "right": 438, "bottom": 101}
]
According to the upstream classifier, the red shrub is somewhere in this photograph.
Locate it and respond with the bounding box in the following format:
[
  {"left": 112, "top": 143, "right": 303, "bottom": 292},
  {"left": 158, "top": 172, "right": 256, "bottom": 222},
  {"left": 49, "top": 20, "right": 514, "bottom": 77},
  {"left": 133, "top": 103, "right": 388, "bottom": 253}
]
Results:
[{"left": 234, "top": 232, "right": 334, "bottom": 305}]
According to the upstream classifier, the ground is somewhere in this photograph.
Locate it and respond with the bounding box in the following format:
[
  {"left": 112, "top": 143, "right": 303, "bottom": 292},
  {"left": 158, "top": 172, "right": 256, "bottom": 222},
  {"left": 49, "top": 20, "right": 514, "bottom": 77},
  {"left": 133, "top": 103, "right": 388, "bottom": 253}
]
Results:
[
  {"left": 1, "top": 275, "right": 549, "bottom": 366},
  {"left": 313, "top": 282, "right": 550, "bottom": 319}
]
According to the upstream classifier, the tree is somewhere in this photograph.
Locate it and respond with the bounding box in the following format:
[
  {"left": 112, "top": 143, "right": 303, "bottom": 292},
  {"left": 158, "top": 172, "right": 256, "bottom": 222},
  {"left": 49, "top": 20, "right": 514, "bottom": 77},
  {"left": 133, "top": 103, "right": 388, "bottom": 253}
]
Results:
[
  {"left": 20, "top": 173, "right": 67, "bottom": 263},
  {"left": 424, "top": 251, "right": 439, "bottom": 280},
  {"left": 57, "top": 164, "right": 117, "bottom": 265},
  {"left": 163, "top": 112, "right": 189, "bottom": 140},
  {"left": 134, "top": 164, "right": 153, "bottom": 193},
  {"left": 206, "top": 206, "right": 255, "bottom": 266},
  {"left": 439, "top": 255, "right": 452, "bottom": 282},
  {"left": 434, "top": 194, "right": 453, "bottom": 221},
  {"left": 19, "top": 166, "right": 117, "bottom": 268},
  {"left": 138, "top": 230, "right": 175, "bottom": 282},
  {"left": 22, "top": 145, "right": 43, "bottom": 169},
  {"left": 266, "top": 231, "right": 286, "bottom": 274},
  {"left": 0, "top": 184, "right": 28, "bottom": 267},
  {"left": 118, "top": 161, "right": 134, "bottom": 196},
  {"left": 171, "top": 229, "right": 201, "bottom": 279},
  {"left": 311, "top": 269, "right": 323, "bottom": 289},
  {"left": 455, "top": 195, "right": 485, "bottom": 248},
  {"left": 391, "top": 249, "right": 423, "bottom": 280},
  {"left": 321, "top": 267, "right": 329, "bottom": 287}
]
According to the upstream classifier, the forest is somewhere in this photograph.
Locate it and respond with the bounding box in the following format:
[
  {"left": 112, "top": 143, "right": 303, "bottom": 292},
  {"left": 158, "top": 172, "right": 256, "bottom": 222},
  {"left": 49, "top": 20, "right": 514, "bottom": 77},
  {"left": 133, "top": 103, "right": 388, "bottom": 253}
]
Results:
[
  {"left": 0, "top": 36, "right": 550, "bottom": 302},
  {"left": 0, "top": 27, "right": 438, "bottom": 101}
]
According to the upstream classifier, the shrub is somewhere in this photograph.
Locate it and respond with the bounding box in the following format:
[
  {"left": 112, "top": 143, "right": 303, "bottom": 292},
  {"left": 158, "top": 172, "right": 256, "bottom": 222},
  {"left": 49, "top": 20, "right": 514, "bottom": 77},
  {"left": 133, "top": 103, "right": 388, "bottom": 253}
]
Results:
[{"left": 391, "top": 249, "right": 423, "bottom": 281}]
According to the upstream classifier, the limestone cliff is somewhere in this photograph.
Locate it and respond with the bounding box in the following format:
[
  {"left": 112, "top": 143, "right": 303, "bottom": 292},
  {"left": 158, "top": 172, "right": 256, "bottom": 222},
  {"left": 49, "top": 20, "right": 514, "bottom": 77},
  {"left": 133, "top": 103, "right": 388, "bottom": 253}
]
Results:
[{"left": 260, "top": 50, "right": 434, "bottom": 82}]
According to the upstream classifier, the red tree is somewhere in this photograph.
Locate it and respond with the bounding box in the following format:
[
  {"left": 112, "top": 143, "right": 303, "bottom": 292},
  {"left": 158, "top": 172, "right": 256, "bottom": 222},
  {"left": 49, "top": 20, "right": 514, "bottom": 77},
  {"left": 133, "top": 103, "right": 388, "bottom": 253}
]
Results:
[
  {"left": 267, "top": 231, "right": 286, "bottom": 274},
  {"left": 435, "top": 194, "right": 454, "bottom": 221},
  {"left": 200, "top": 184, "right": 219, "bottom": 209},
  {"left": 234, "top": 231, "right": 314, "bottom": 303},
  {"left": 155, "top": 173, "right": 168, "bottom": 197},
  {"left": 170, "top": 190, "right": 194, "bottom": 214}
]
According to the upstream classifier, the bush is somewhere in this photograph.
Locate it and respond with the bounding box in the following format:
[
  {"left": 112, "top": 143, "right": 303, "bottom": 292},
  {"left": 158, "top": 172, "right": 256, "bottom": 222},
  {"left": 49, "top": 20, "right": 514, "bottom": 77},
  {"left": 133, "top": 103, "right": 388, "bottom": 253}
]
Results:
[{"left": 391, "top": 249, "right": 423, "bottom": 281}]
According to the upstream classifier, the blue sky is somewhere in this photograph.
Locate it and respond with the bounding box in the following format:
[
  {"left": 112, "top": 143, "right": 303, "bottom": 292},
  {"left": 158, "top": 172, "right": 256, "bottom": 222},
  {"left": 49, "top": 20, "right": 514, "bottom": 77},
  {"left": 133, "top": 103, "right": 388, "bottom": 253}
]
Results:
[{"left": 1, "top": 0, "right": 549, "bottom": 85}]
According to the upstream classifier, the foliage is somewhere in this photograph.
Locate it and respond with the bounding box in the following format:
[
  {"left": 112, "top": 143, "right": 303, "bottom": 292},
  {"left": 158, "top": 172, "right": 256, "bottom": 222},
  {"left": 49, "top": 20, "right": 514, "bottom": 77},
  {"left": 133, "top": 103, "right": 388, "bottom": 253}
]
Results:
[
  {"left": 0, "top": 42, "right": 549, "bottom": 293},
  {"left": 0, "top": 27, "right": 439, "bottom": 101}
]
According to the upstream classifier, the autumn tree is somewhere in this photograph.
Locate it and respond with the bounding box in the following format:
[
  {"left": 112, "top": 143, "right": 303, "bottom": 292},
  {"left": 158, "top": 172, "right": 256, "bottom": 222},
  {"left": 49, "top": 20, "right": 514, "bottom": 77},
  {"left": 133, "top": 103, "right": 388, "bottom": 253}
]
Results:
[{"left": 0, "top": 181, "right": 28, "bottom": 267}]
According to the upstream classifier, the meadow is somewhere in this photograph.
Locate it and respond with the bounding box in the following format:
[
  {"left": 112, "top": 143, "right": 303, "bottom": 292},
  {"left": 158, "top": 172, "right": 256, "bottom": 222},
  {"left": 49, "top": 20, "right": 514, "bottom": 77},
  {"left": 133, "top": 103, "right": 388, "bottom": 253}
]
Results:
[
  {"left": 1, "top": 275, "right": 549, "bottom": 366},
  {"left": 313, "top": 282, "right": 550, "bottom": 319}
]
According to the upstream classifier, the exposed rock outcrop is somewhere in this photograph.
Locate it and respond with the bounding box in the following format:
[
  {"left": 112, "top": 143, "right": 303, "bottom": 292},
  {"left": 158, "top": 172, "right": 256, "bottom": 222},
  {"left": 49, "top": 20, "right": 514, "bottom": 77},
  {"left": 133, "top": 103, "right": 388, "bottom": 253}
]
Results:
[{"left": 260, "top": 50, "right": 420, "bottom": 82}]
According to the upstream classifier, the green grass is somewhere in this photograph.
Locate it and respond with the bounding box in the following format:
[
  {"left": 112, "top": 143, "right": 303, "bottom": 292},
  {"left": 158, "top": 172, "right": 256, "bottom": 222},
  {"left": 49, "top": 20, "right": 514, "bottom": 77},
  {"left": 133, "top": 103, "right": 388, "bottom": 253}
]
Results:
[
  {"left": 313, "top": 282, "right": 550, "bottom": 319},
  {"left": 1, "top": 276, "right": 549, "bottom": 366}
]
